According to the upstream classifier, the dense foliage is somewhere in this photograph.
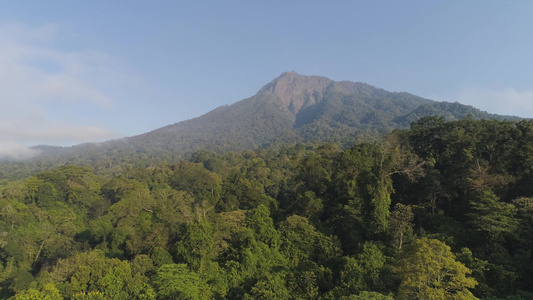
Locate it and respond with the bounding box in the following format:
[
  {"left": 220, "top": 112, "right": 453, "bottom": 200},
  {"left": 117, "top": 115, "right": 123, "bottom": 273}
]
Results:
[{"left": 1, "top": 117, "right": 533, "bottom": 299}]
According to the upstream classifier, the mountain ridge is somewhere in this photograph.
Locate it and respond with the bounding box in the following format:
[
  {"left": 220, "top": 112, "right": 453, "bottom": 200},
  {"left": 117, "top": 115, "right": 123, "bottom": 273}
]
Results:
[
  {"left": 2, "top": 72, "right": 522, "bottom": 178},
  {"left": 43, "top": 72, "right": 522, "bottom": 154}
]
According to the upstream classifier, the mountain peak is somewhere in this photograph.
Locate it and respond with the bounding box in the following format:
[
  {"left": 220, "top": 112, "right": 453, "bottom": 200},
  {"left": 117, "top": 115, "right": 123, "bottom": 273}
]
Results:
[
  {"left": 258, "top": 72, "right": 333, "bottom": 114},
  {"left": 273, "top": 70, "right": 322, "bottom": 84},
  {"left": 279, "top": 70, "right": 298, "bottom": 76}
]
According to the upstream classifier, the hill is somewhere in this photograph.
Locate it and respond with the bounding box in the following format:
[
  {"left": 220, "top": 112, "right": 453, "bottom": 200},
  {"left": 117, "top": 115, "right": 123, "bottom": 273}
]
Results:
[{"left": 1, "top": 71, "right": 521, "bottom": 178}]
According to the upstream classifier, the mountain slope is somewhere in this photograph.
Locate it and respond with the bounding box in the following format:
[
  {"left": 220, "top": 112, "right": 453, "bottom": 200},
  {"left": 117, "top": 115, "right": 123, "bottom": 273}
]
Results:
[
  {"left": 2, "top": 72, "right": 522, "bottom": 177},
  {"left": 123, "top": 71, "right": 518, "bottom": 154}
]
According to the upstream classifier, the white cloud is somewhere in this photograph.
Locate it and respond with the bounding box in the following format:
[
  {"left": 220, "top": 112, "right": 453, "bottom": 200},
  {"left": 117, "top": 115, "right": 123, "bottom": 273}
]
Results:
[
  {"left": 0, "top": 22, "right": 132, "bottom": 157},
  {"left": 458, "top": 87, "right": 533, "bottom": 118},
  {"left": 0, "top": 23, "right": 115, "bottom": 108},
  {"left": 0, "top": 141, "right": 41, "bottom": 161}
]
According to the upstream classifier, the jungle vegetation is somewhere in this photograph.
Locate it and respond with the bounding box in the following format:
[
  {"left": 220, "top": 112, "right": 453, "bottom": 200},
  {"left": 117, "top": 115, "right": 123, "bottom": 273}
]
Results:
[{"left": 1, "top": 117, "right": 533, "bottom": 299}]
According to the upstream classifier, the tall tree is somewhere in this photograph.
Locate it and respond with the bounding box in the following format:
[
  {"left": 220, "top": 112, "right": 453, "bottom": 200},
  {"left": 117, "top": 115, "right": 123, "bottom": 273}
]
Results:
[
  {"left": 469, "top": 189, "right": 518, "bottom": 242},
  {"left": 387, "top": 203, "right": 414, "bottom": 250},
  {"left": 154, "top": 264, "right": 210, "bottom": 300},
  {"left": 394, "top": 238, "right": 478, "bottom": 300}
]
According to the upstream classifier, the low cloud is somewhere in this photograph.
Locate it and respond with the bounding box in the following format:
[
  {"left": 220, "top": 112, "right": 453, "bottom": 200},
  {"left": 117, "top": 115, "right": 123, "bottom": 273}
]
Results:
[
  {"left": 0, "top": 141, "right": 41, "bottom": 161},
  {"left": 0, "top": 124, "right": 117, "bottom": 161},
  {"left": 458, "top": 87, "right": 533, "bottom": 118}
]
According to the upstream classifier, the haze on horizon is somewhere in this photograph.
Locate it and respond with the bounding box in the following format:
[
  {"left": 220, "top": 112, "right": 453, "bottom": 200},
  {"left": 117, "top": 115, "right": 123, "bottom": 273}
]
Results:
[{"left": 1, "top": 1, "right": 532, "bottom": 159}]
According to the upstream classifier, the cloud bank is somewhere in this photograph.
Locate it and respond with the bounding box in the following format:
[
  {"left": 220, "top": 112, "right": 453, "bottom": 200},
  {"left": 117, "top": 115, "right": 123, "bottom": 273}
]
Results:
[{"left": 0, "top": 23, "right": 127, "bottom": 160}]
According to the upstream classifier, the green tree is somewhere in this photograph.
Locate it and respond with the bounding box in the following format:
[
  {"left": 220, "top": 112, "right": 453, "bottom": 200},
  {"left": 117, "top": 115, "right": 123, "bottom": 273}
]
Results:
[
  {"left": 47, "top": 250, "right": 154, "bottom": 299},
  {"left": 288, "top": 191, "right": 323, "bottom": 223},
  {"left": 469, "top": 189, "right": 518, "bottom": 241},
  {"left": 394, "top": 238, "right": 478, "bottom": 300},
  {"left": 170, "top": 161, "right": 221, "bottom": 205},
  {"left": 279, "top": 215, "right": 318, "bottom": 265},
  {"left": 149, "top": 247, "right": 174, "bottom": 268},
  {"left": 175, "top": 220, "right": 214, "bottom": 272},
  {"left": 387, "top": 203, "right": 414, "bottom": 250},
  {"left": 244, "top": 273, "right": 290, "bottom": 300},
  {"left": 9, "top": 283, "right": 63, "bottom": 300},
  {"left": 357, "top": 169, "right": 393, "bottom": 235},
  {"left": 286, "top": 261, "right": 322, "bottom": 300},
  {"left": 293, "top": 154, "right": 331, "bottom": 196},
  {"left": 278, "top": 215, "right": 341, "bottom": 266},
  {"left": 154, "top": 264, "right": 210, "bottom": 300},
  {"left": 217, "top": 171, "right": 273, "bottom": 212},
  {"left": 356, "top": 242, "right": 387, "bottom": 291},
  {"left": 245, "top": 205, "right": 280, "bottom": 248}
]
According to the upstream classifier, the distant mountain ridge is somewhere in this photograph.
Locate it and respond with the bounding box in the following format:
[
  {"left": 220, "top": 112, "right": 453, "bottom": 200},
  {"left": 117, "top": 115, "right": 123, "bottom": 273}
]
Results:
[{"left": 3, "top": 72, "right": 522, "bottom": 177}]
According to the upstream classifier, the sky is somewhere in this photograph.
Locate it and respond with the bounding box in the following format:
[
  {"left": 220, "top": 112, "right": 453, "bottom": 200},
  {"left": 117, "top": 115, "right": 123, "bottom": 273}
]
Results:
[{"left": 1, "top": 1, "right": 533, "bottom": 159}]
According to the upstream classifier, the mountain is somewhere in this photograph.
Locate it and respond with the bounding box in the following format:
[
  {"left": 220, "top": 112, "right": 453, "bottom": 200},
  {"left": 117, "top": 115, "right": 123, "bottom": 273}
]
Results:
[
  {"left": 108, "top": 71, "right": 519, "bottom": 152},
  {"left": 1, "top": 71, "right": 521, "bottom": 178}
]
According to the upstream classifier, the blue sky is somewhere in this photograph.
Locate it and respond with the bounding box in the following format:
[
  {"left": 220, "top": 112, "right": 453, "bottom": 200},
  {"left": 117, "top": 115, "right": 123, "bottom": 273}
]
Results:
[{"left": 1, "top": 1, "right": 533, "bottom": 158}]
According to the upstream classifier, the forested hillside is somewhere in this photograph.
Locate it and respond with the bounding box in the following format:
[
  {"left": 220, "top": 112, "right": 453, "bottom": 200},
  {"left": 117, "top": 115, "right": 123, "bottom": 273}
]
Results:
[
  {"left": 1, "top": 117, "right": 533, "bottom": 299},
  {"left": 0, "top": 72, "right": 520, "bottom": 181}
]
